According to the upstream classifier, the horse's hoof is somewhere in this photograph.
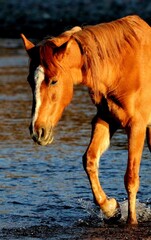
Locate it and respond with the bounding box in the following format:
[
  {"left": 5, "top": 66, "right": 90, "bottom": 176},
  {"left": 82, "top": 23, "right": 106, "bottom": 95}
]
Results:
[
  {"left": 102, "top": 198, "right": 121, "bottom": 224},
  {"left": 104, "top": 207, "right": 122, "bottom": 224}
]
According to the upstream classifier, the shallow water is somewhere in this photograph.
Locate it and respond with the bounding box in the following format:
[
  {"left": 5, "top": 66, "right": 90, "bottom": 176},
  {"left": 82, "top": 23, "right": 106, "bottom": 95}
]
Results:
[{"left": 0, "top": 39, "right": 151, "bottom": 239}]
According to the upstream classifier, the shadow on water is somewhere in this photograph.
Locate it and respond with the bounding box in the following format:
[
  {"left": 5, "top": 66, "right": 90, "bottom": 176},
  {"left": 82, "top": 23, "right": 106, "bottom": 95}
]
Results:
[{"left": 0, "top": 39, "right": 151, "bottom": 239}]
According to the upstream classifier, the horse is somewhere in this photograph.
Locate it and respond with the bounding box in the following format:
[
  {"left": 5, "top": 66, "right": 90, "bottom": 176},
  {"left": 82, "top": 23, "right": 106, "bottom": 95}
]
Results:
[{"left": 21, "top": 15, "right": 151, "bottom": 225}]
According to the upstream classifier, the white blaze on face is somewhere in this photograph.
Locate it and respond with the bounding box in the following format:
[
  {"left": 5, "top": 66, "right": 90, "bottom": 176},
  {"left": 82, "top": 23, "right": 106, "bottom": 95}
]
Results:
[{"left": 32, "top": 65, "right": 45, "bottom": 132}]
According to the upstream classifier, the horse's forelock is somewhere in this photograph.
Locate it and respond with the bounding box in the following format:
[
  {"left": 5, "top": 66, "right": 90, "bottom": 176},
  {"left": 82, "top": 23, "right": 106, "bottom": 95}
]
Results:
[
  {"left": 39, "top": 43, "right": 58, "bottom": 77},
  {"left": 40, "top": 43, "right": 53, "bottom": 67}
]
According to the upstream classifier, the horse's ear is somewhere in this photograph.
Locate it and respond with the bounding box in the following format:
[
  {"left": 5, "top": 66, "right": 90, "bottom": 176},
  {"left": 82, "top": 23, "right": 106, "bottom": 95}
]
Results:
[
  {"left": 21, "top": 34, "right": 35, "bottom": 52},
  {"left": 62, "top": 38, "right": 83, "bottom": 69},
  {"left": 50, "top": 26, "right": 82, "bottom": 47}
]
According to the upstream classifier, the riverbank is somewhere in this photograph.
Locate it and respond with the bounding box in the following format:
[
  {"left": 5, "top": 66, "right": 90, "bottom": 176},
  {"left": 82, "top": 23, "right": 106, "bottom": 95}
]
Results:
[{"left": 1, "top": 221, "right": 151, "bottom": 239}]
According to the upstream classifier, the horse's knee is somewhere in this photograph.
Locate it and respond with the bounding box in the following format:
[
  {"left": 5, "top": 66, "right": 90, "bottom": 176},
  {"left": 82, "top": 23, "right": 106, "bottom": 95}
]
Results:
[{"left": 82, "top": 151, "right": 98, "bottom": 174}]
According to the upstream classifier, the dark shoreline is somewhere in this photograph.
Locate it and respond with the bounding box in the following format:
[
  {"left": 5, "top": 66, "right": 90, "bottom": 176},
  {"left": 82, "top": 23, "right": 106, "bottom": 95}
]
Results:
[{"left": 1, "top": 221, "right": 151, "bottom": 239}]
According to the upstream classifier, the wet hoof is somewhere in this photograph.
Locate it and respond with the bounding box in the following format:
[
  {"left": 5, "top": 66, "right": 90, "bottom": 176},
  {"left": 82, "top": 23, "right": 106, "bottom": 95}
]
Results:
[
  {"left": 101, "top": 198, "right": 121, "bottom": 223},
  {"left": 104, "top": 208, "right": 122, "bottom": 224}
]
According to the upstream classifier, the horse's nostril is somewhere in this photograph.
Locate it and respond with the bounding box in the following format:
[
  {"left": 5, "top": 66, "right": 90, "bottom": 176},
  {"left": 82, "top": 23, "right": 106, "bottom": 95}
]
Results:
[
  {"left": 38, "top": 127, "right": 45, "bottom": 140},
  {"left": 29, "top": 125, "right": 49, "bottom": 145},
  {"left": 32, "top": 133, "right": 38, "bottom": 142}
]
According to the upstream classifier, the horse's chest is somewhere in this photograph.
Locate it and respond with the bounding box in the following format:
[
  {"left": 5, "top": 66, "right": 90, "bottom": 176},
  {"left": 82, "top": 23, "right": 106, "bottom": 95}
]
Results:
[
  {"left": 98, "top": 97, "right": 127, "bottom": 127},
  {"left": 108, "top": 100, "right": 125, "bottom": 121}
]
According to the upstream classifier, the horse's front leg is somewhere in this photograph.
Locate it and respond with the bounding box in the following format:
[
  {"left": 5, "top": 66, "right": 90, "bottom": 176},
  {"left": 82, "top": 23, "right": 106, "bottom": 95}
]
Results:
[
  {"left": 125, "top": 118, "right": 146, "bottom": 224},
  {"left": 83, "top": 117, "right": 121, "bottom": 220}
]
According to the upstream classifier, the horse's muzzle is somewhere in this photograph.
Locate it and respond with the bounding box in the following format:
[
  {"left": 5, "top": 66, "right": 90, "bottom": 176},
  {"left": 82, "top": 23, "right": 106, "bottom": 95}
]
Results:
[{"left": 29, "top": 124, "right": 53, "bottom": 146}]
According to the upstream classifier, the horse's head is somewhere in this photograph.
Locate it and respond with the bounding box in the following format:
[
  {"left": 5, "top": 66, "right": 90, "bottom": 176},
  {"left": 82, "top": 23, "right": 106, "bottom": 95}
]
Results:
[{"left": 21, "top": 27, "right": 83, "bottom": 145}]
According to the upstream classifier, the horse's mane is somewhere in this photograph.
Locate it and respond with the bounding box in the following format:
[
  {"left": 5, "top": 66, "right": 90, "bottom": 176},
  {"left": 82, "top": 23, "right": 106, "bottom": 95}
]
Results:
[
  {"left": 39, "top": 15, "right": 145, "bottom": 102},
  {"left": 75, "top": 16, "right": 141, "bottom": 60},
  {"left": 72, "top": 15, "right": 143, "bottom": 102}
]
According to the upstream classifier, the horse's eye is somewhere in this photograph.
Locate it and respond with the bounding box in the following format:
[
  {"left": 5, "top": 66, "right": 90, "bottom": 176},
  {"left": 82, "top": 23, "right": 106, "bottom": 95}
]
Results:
[{"left": 50, "top": 79, "right": 58, "bottom": 85}]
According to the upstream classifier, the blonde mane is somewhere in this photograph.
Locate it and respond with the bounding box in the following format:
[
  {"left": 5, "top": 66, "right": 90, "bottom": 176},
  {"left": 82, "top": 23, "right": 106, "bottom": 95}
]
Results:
[{"left": 73, "top": 15, "right": 143, "bottom": 102}]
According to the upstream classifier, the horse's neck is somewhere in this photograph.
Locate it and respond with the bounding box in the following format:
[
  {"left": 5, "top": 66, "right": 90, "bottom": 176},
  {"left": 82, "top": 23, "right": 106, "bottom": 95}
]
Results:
[{"left": 82, "top": 63, "right": 116, "bottom": 104}]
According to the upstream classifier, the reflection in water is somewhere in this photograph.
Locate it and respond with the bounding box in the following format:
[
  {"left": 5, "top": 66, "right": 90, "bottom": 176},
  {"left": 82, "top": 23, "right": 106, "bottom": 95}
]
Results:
[{"left": 0, "top": 39, "right": 150, "bottom": 239}]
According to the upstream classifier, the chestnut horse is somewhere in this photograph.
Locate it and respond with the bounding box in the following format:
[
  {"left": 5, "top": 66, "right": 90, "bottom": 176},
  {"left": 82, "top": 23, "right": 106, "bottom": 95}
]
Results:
[{"left": 21, "top": 15, "right": 151, "bottom": 224}]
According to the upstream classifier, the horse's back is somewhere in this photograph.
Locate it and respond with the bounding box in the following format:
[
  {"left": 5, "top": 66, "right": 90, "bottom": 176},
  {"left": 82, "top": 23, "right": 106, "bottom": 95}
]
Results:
[
  {"left": 98, "top": 16, "right": 151, "bottom": 125},
  {"left": 118, "top": 16, "right": 151, "bottom": 118}
]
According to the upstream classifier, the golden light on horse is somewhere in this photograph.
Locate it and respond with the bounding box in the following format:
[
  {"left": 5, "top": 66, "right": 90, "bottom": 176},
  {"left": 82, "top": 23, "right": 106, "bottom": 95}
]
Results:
[{"left": 21, "top": 15, "right": 151, "bottom": 225}]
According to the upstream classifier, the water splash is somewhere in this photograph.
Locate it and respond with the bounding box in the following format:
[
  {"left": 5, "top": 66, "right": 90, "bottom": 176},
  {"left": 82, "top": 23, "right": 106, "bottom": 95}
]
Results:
[
  {"left": 77, "top": 199, "right": 104, "bottom": 227},
  {"left": 78, "top": 198, "right": 103, "bottom": 219},
  {"left": 120, "top": 199, "right": 151, "bottom": 222},
  {"left": 78, "top": 198, "right": 151, "bottom": 224}
]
